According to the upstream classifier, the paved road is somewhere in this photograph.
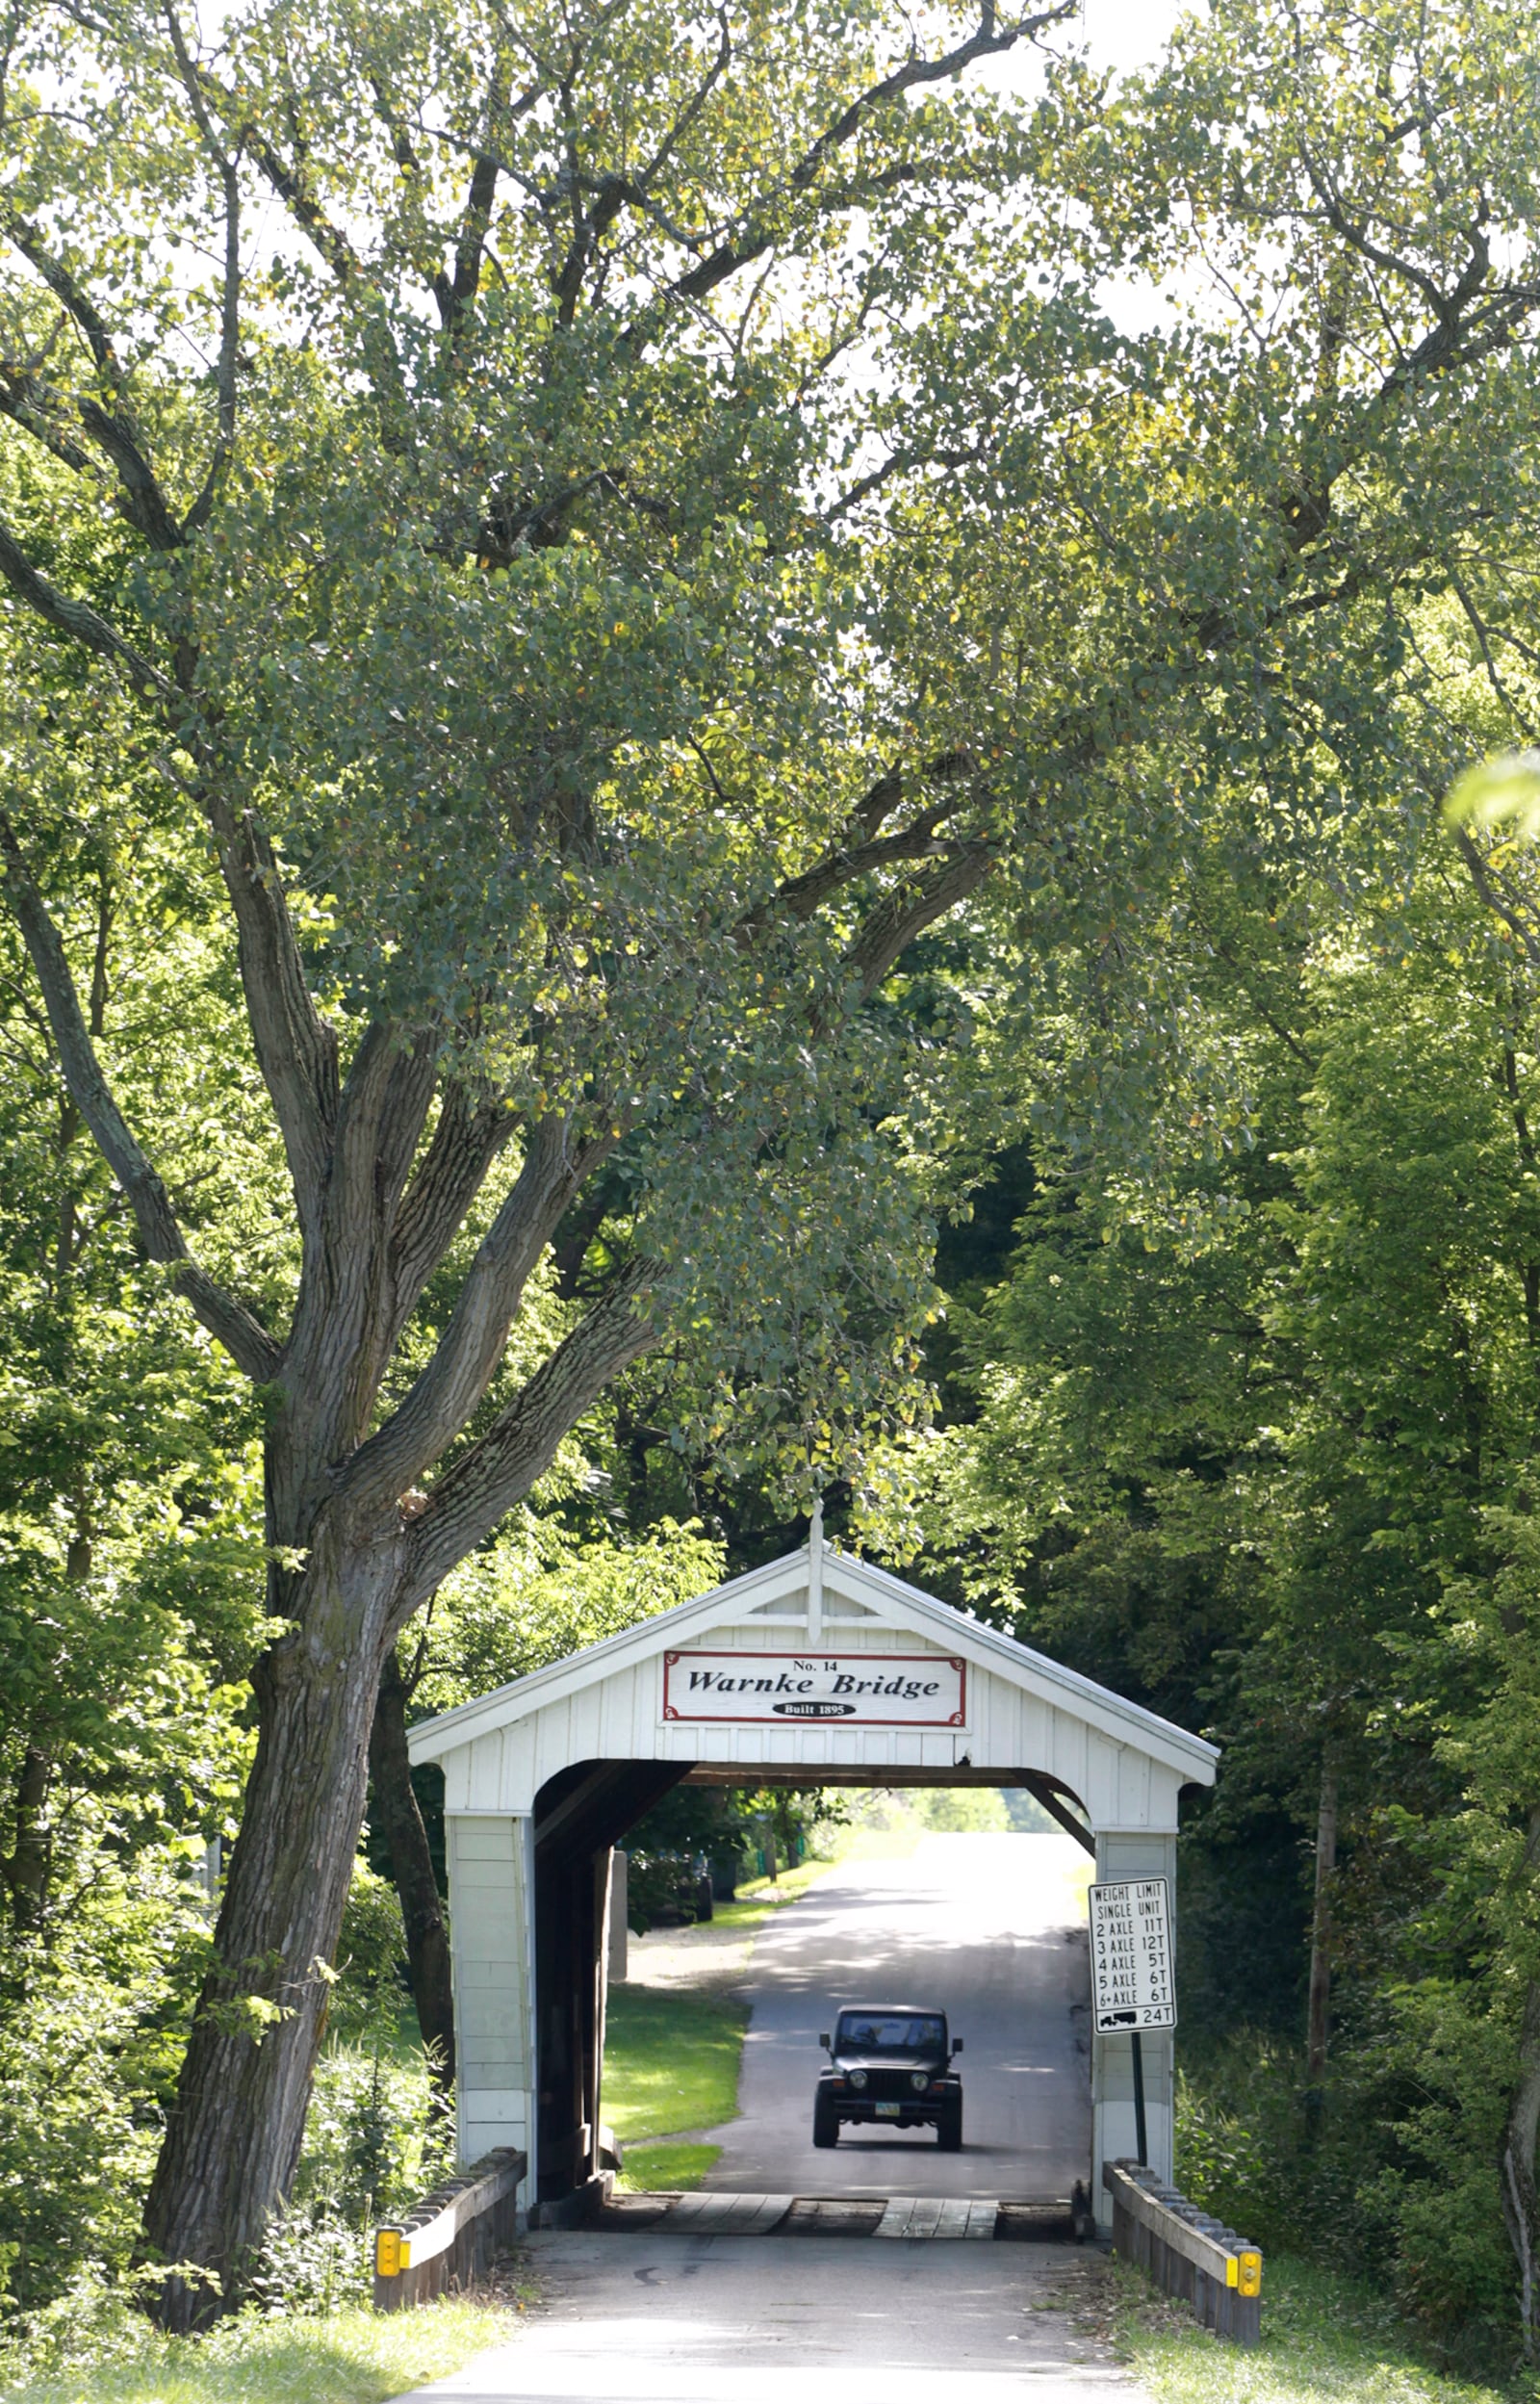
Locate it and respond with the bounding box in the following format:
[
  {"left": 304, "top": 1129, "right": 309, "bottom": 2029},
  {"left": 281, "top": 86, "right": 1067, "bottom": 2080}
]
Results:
[
  {"left": 391, "top": 2229, "right": 1145, "bottom": 2404},
  {"left": 703, "top": 1831, "right": 1092, "bottom": 2201}
]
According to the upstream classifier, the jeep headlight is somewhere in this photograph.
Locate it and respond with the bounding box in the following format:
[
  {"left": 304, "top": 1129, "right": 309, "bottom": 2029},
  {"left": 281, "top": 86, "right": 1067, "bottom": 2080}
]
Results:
[
  {"left": 911, "top": 2071, "right": 929, "bottom": 2093},
  {"left": 849, "top": 2068, "right": 867, "bottom": 2090}
]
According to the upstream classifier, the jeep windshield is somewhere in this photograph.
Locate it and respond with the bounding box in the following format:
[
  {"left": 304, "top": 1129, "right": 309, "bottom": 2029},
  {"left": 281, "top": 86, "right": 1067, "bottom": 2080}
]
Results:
[{"left": 834, "top": 2012, "right": 945, "bottom": 2054}]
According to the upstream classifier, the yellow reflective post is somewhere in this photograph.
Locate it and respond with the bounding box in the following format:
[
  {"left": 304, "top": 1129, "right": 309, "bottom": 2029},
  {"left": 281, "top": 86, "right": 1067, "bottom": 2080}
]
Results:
[
  {"left": 1237, "top": 2251, "right": 1262, "bottom": 2297},
  {"left": 375, "top": 2230, "right": 400, "bottom": 2279}
]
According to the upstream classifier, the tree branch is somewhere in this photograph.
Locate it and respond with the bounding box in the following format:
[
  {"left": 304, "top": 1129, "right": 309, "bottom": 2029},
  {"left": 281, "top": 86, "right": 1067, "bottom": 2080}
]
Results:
[
  {"left": 193, "top": 788, "right": 339, "bottom": 1235},
  {"left": 394, "top": 1259, "right": 656, "bottom": 1616},
  {"left": 1452, "top": 825, "right": 1540, "bottom": 970},
  {"left": 443, "top": 43, "right": 509, "bottom": 337},
  {"left": 174, "top": 49, "right": 359, "bottom": 293},
  {"left": 844, "top": 846, "right": 994, "bottom": 997},
  {"left": 0, "top": 517, "right": 172, "bottom": 694},
  {"left": 0, "top": 344, "right": 97, "bottom": 477},
  {"left": 0, "top": 806, "right": 280, "bottom": 1381},
  {"left": 280, "top": 1023, "right": 441, "bottom": 1426},
  {"left": 736, "top": 749, "right": 978, "bottom": 943},
  {"left": 0, "top": 207, "right": 185, "bottom": 549},
  {"left": 388, "top": 1074, "right": 519, "bottom": 1338},
  {"left": 0, "top": 204, "right": 118, "bottom": 373},
  {"left": 185, "top": 158, "right": 243, "bottom": 533},
  {"left": 340, "top": 1111, "right": 613, "bottom": 1506},
  {"left": 655, "top": 3, "right": 1073, "bottom": 315}
]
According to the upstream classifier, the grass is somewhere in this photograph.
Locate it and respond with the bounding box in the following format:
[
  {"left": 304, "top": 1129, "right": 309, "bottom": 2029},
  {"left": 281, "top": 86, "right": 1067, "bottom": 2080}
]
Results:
[
  {"left": 615, "top": 2142, "right": 722, "bottom": 2192},
  {"left": 0, "top": 2298, "right": 517, "bottom": 2404},
  {"left": 602, "top": 1978, "right": 748, "bottom": 2148},
  {"left": 1112, "top": 2253, "right": 1528, "bottom": 2404}
]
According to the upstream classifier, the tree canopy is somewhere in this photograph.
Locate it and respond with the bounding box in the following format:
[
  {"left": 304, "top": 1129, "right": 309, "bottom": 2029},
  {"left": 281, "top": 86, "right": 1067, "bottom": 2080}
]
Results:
[{"left": 1, "top": 0, "right": 1539, "bottom": 2337}]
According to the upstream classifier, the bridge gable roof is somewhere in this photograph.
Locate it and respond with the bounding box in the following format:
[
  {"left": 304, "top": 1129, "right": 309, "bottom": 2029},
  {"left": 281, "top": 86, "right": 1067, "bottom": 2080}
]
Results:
[{"left": 407, "top": 1532, "right": 1218, "bottom": 1788}]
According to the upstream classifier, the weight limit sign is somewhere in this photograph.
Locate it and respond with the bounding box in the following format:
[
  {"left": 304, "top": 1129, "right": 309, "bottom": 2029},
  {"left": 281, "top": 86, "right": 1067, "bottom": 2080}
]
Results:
[{"left": 1089, "top": 1877, "right": 1176, "bottom": 2033}]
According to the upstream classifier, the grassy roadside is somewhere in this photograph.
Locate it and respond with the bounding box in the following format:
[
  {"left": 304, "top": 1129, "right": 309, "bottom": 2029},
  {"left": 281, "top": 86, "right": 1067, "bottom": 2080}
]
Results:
[
  {"left": 1106, "top": 2253, "right": 1527, "bottom": 2404},
  {"left": 603, "top": 1977, "right": 747, "bottom": 2186},
  {"left": 706, "top": 1854, "right": 838, "bottom": 1932},
  {"left": 0, "top": 2298, "right": 519, "bottom": 2404}
]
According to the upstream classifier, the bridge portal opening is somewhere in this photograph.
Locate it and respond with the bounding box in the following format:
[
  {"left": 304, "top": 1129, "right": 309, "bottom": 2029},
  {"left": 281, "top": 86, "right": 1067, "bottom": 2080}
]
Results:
[{"left": 598, "top": 1774, "right": 1096, "bottom": 2219}]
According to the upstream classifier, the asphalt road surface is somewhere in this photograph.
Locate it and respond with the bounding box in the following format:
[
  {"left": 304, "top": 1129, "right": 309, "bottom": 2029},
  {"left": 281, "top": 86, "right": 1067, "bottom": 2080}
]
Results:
[
  {"left": 390, "top": 2229, "right": 1145, "bottom": 2404},
  {"left": 703, "top": 1830, "right": 1092, "bottom": 2201}
]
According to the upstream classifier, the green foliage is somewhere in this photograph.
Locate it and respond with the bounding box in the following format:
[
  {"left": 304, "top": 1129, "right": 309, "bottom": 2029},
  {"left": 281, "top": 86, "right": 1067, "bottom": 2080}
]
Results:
[
  {"left": 912, "top": 1787, "right": 1011, "bottom": 1833},
  {"left": 619, "top": 1779, "right": 841, "bottom": 1930},
  {"left": 0, "top": 2296, "right": 511, "bottom": 2404},
  {"left": 903, "top": 815, "right": 1540, "bottom": 2346},
  {"left": 417, "top": 1517, "right": 727, "bottom": 1716},
  {"left": 0, "top": 1865, "right": 210, "bottom": 2318},
  {"left": 1351, "top": 1985, "right": 1517, "bottom": 2341},
  {"left": 272, "top": 2040, "right": 452, "bottom": 2301},
  {"left": 0, "top": 867, "right": 271, "bottom": 2326},
  {"left": 1115, "top": 2252, "right": 1516, "bottom": 2404},
  {"left": 1446, "top": 752, "right": 1540, "bottom": 843},
  {"left": 327, "top": 1870, "right": 411, "bottom": 2048},
  {"left": 5, "top": 0, "right": 1540, "bottom": 2344}
]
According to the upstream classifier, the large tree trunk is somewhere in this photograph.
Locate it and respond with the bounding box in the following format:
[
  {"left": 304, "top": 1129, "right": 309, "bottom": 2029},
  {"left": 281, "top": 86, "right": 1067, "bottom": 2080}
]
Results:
[
  {"left": 1305, "top": 1752, "right": 1338, "bottom": 2086},
  {"left": 141, "top": 1526, "right": 399, "bottom": 2332},
  {"left": 370, "top": 1649, "right": 455, "bottom": 2092},
  {"left": 1503, "top": 1969, "right": 1540, "bottom": 2359},
  {"left": 4, "top": 1744, "right": 51, "bottom": 1932},
  {"left": 1502, "top": 1807, "right": 1540, "bottom": 2358}
]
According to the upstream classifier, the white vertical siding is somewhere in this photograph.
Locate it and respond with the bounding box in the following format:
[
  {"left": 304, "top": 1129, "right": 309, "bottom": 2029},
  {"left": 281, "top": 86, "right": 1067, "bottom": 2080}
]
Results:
[
  {"left": 449, "top": 1812, "right": 535, "bottom": 2189},
  {"left": 437, "top": 1641, "right": 1192, "bottom": 1823}
]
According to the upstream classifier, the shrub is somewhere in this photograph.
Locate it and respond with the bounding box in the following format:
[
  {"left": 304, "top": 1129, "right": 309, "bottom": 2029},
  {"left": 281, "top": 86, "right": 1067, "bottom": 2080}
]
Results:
[{"left": 0, "top": 1846, "right": 205, "bottom": 2318}]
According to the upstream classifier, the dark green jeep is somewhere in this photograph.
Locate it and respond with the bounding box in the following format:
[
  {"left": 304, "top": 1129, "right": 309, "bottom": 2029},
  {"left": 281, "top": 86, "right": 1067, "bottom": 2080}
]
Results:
[{"left": 812, "top": 2003, "right": 963, "bottom": 2150}]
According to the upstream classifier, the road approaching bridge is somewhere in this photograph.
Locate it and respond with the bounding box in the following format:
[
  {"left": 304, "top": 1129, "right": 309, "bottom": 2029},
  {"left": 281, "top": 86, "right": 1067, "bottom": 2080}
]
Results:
[
  {"left": 389, "top": 2227, "right": 1144, "bottom": 2404},
  {"left": 701, "top": 1829, "right": 1091, "bottom": 2202}
]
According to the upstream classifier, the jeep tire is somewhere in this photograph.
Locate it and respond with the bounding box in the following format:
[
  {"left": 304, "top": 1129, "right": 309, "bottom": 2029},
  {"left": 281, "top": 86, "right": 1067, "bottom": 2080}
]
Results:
[
  {"left": 812, "top": 2098, "right": 839, "bottom": 2149},
  {"left": 937, "top": 2102, "right": 962, "bottom": 2152}
]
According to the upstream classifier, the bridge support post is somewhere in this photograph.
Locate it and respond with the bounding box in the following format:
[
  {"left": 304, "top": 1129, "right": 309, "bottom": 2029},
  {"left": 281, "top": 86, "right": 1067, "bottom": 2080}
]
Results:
[{"left": 446, "top": 1812, "right": 537, "bottom": 2197}]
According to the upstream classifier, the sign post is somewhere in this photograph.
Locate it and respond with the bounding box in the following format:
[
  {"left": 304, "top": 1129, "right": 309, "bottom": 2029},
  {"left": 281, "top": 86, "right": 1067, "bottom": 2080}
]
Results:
[{"left": 1090, "top": 1877, "right": 1176, "bottom": 2170}]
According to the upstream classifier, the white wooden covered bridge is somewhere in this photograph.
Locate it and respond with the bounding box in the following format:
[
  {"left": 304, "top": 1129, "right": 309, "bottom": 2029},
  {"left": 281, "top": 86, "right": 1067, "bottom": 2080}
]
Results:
[{"left": 407, "top": 1516, "right": 1218, "bottom": 2221}]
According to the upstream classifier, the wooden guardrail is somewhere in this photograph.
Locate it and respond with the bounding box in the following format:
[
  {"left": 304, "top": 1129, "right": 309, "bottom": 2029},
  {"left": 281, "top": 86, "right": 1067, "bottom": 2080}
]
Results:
[
  {"left": 1103, "top": 2159, "right": 1263, "bottom": 2345},
  {"left": 372, "top": 2147, "right": 526, "bottom": 2312}
]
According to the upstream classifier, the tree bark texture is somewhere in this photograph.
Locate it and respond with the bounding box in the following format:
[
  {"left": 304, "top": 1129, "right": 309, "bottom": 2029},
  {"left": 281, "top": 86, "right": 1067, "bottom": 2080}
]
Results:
[
  {"left": 3, "top": 1745, "right": 51, "bottom": 1933},
  {"left": 369, "top": 1650, "right": 455, "bottom": 2092},
  {"left": 140, "top": 1526, "right": 401, "bottom": 2327}
]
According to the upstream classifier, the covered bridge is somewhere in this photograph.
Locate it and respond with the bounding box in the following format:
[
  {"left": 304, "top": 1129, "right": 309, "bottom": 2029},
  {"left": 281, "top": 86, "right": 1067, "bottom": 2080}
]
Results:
[{"left": 407, "top": 1516, "right": 1218, "bottom": 2221}]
